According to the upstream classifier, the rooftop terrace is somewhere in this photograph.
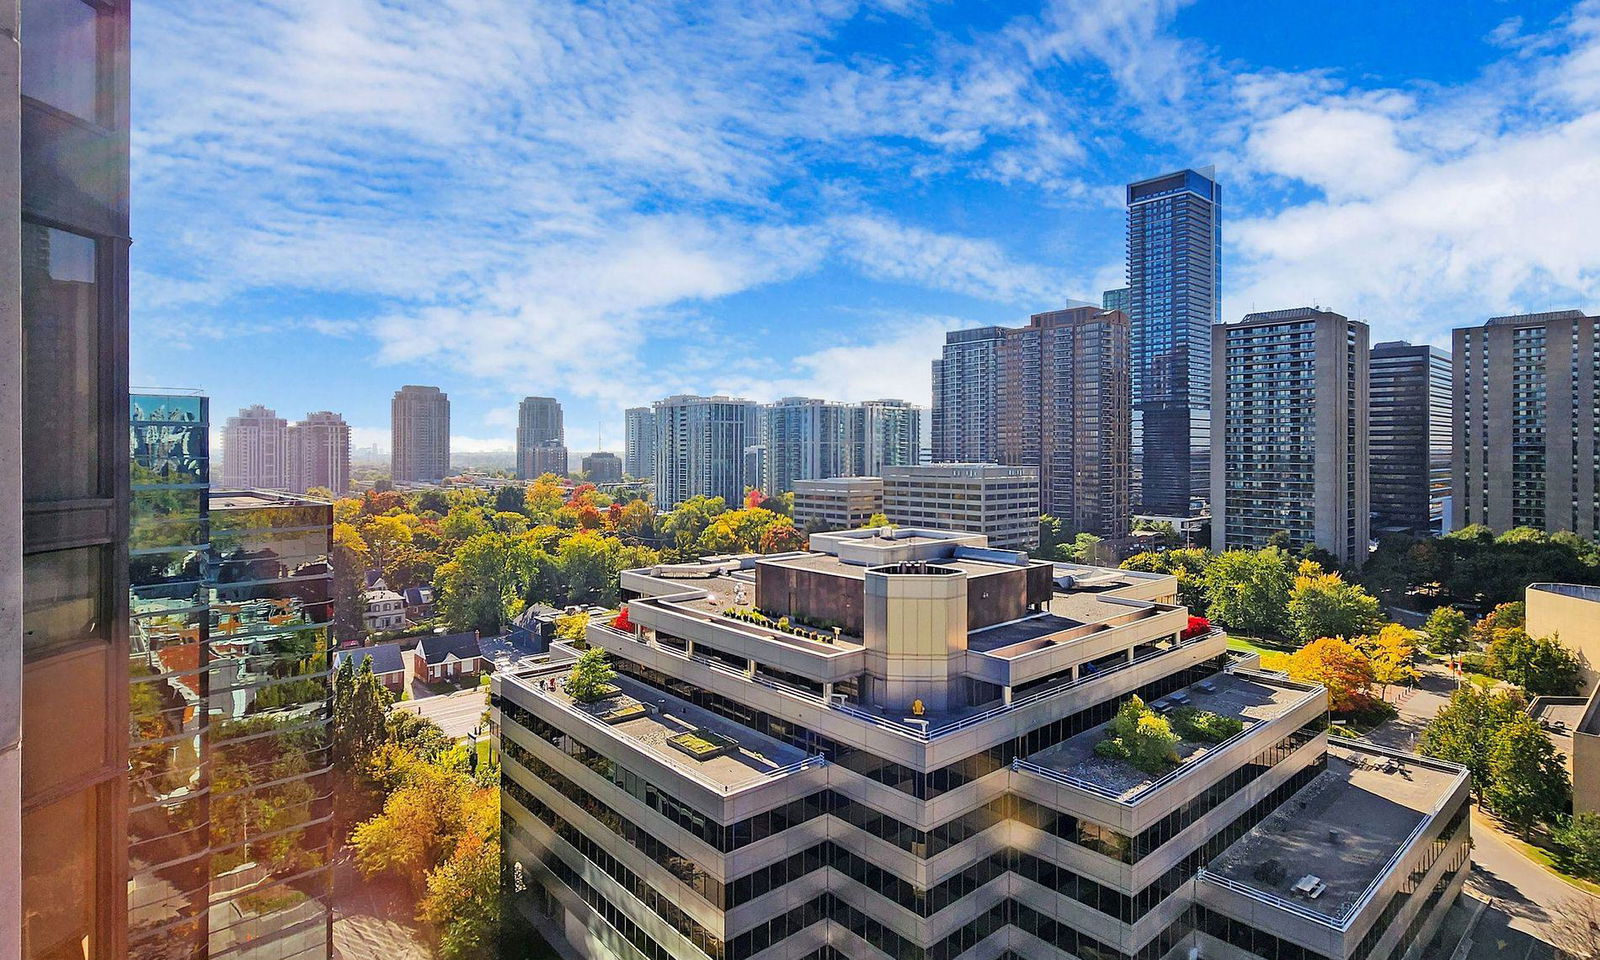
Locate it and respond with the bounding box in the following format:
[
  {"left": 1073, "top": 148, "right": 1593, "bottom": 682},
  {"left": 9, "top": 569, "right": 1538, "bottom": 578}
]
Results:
[
  {"left": 1023, "top": 672, "right": 1312, "bottom": 800},
  {"left": 1205, "top": 744, "right": 1466, "bottom": 923},
  {"left": 527, "top": 671, "right": 810, "bottom": 791}
]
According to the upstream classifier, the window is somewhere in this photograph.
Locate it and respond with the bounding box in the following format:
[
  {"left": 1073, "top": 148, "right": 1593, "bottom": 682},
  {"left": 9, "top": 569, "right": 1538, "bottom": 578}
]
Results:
[
  {"left": 21, "top": 0, "right": 102, "bottom": 122},
  {"left": 22, "top": 223, "right": 101, "bottom": 501},
  {"left": 22, "top": 547, "right": 106, "bottom": 660},
  {"left": 22, "top": 786, "right": 100, "bottom": 960}
]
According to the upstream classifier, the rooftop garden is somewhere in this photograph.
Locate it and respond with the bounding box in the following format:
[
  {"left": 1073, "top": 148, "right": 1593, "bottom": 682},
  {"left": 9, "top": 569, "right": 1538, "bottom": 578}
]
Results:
[
  {"left": 724, "top": 607, "right": 846, "bottom": 645},
  {"left": 1094, "top": 696, "right": 1246, "bottom": 775},
  {"left": 668, "top": 728, "right": 737, "bottom": 760}
]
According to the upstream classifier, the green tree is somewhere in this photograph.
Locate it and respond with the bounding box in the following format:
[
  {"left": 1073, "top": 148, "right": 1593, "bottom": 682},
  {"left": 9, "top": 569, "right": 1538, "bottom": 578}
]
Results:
[
  {"left": 565, "top": 648, "right": 616, "bottom": 703},
  {"left": 1121, "top": 548, "right": 1212, "bottom": 611},
  {"left": 1286, "top": 573, "right": 1382, "bottom": 645},
  {"left": 1422, "top": 606, "right": 1470, "bottom": 657},
  {"left": 1098, "top": 696, "right": 1180, "bottom": 773},
  {"left": 862, "top": 513, "right": 892, "bottom": 530},
  {"left": 1037, "top": 515, "right": 1066, "bottom": 561},
  {"left": 1485, "top": 714, "right": 1571, "bottom": 835},
  {"left": 1070, "top": 533, "right": 1104, "bottom": 565},
  {"left": 494, "top": 484, "right": 527, "bottom": 514},
  {"left": 420, "top": 833, "right": 501, "bottom": 960},
  {"left": 1472, "top": 601, "right": 1526, "bottom": 645},
  {"left": 1203, "top": 548, "right": 1294, "bottom": 637},
  {"left": 1419, "top": 685, "right": 1528, "bottom": 795},
  {"left": 659, "top": 495, "right": 728, "bottom": 556},
  {"left": 333, "top": 657, "right": 391, "bottom": 773},
  {"left": 1553, "top": 813, "right": 1600, "bottom": 880},
  {"left": 414, "top": 489, "right": 451, "bottom": 515},
  {"left": 554, "top": 611, "right": 589, "bottom": 643},
  {"left": 1485, "top": 627, "right": 1582, "bottom": 695},
  {"left": 435, "top": 532, "right": 535, "bottom": 634},
  {"left": 332, "top": 521, "right": 370, "bottom": 641}
]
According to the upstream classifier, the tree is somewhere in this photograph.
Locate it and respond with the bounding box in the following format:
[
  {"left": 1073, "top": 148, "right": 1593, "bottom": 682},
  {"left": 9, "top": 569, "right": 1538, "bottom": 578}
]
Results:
[
  {"left": 1360, "top": 623, "right": 1419, "bottom": 694},
  {"left": 1485, "top": 714, "right": 1571, "bottom": 834},
  {"left": 1419, "top": 685, "right": 1528, "bottom": 794},
  {"left": 494, "top": 485, "right": 527, "bottom": 514},
  {"left": 1097, "top": 696, "right": 1179, "bottom": 773},
  {"left": 554, "top": 612, "right": 589, "bottom": 643},
  {"left": 332, "top": 522, "right": 371, "bottom": 641},
  {"left": 759, "top": 522, "right": 806, "bottom": 554},
  {"left": 565, "top": 648, "right": 616, "bottom": 703},
  {"left": 1472, "top": 601, "right": 1526, "bottom": 646},
  {"left": 435, "top": 532, "right": 535, "bottom": 634},
  {"left": 1037, "top": 515, "right": 1066, "bottom": 561},
  {"left": 659, "top": 496, "right": 727, "bottom": 556},
  {"left": 1422, "top": 606, "right": 1470, "bottom": 657},
  {"left": 1286, "top": 573, "right": 1382, "bottom": 645},
  {"left": 1485, "top": 627, "right": 1582, "bottom": 695},
  {"left": 1203, "top": 548, "right": 1294, "bottom": 637},
  {"left": 862, "top": 513, "right": 891, "bottom": 530},
  {"left": 351, "top": 755, "right": 476, "bottom": 892},
  {"left": 1122, "top": 548, "right": 1211, "bottom": 611},
  {"left": 419, "top": 811, "right": 500, "bottom": 960},
  {"left": 1553, "top": 813, "right": 1600, "bottom": 881},
  {"left": 1070, "top": 533, "right": 1104, "bottom": 565},
  {"left": 333, "top": 657, "right": 391, "bottom": 773},
  {"left": 1286, "top": 637, "right": 1376, "bottom": 713},
  {"left": 615, "top": 500, "right": 656, "bottom": 541},
  {"left": 414, "top": 489, "right": 451, "bottom": 515}
]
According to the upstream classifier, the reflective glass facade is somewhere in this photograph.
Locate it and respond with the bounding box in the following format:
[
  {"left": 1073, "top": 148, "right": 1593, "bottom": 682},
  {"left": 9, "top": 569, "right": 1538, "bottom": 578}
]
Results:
[
  {"left": 1127, "top": 168, "right": 1220, "bottom": 516},
  {"left": 128, "top": 395, "right": 335, "bottom": 960}
]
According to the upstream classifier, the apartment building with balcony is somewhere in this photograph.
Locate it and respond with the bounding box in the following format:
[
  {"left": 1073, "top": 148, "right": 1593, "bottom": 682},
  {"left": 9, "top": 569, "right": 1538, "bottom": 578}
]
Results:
[{"left": 494, "top": 527, "right": 1467, "bottom": 960}]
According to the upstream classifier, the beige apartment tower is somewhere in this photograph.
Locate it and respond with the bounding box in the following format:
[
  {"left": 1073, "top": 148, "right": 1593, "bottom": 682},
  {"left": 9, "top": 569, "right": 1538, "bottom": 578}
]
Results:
[
  {"left": 1212, "top": 308, "right": 1370, "bottom": 565},
  {"left": 391, "top": 385, "right": 451, "bottom": 483},
  {"left": 1452, "top": 310, "right": 1600, "bottom": 538}
]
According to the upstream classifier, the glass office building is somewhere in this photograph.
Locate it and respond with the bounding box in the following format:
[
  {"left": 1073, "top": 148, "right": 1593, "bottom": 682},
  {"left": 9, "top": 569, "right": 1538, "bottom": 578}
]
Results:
[
  {"left": 128, "top": 394, "right": 335, "bottom": 960},
  {"left": 1126, "top": 168, "right": 1221, "bottom": 517}
]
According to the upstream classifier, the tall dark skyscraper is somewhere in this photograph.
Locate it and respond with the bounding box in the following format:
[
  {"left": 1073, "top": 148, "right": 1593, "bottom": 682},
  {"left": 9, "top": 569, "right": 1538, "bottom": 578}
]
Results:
[
  {"left": 1126, "top": 167, "right": 1221, "bottom": 517},
  {"left": 1369, "top": 342, "right": 1452, "bottom": 536}
]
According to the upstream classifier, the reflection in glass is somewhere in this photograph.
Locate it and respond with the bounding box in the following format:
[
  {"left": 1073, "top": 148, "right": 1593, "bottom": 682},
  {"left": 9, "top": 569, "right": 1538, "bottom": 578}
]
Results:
[
  {"left": 22, "top": 787, "right": 98, "bottom": 960},
  {"left": 23, "top": 222, "right": 99, "bottom": 500},
  {"left": 21, "top": 0, "right": 100, "bottom": 121},
  {"left": 22, "top": 547, "right": 105, "bottom": 660}
]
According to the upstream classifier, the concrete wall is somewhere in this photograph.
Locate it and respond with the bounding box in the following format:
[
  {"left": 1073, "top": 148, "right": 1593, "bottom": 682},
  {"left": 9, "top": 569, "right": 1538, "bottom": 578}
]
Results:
[{"left": 1527, "top": 584, "right": 1600, "bottom": 695}]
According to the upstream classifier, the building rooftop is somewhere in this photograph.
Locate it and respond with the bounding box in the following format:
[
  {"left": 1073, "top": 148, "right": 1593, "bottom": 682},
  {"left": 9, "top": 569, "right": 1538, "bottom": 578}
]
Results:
[
  {"left": 1206, "top": 744, "right": 1465, "bottom": 922},
  {"left": 333, "top": 643, "right": 406, "bottom": 677},
  {"left": 1023, "top": 672, "right": 1311, "bottom": 800},
  {"left": 534, "top": 672, "right": 809, "bottom": 790},
  {"left": 209, "top": 489, "right": 331, "bottom": 510}
]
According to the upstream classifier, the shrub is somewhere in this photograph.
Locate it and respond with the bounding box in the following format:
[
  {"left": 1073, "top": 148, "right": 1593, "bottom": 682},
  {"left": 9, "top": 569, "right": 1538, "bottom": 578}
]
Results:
[
  {"left": 1171, "top": 708, "right": 1244, "bottom": 743},
  {"left": 1181, "top": 615, "right": 1211, "bottom": 641},
  {"left": 1099, "top": 697, "right": 1180, "bottom": 774},
  {"left": 1553, "top": 813, "right": 1600, "bottom": 880}
]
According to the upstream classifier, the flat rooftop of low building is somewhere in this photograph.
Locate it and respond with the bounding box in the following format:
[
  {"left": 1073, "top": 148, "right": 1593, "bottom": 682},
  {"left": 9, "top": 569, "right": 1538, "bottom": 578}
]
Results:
[
  {"left": 1530, "top": 696, "right": 1591, "bottom": 735},
  {"left": 1206, "top": 745, "right": 1463, "bottom": 921},
  {"left": 765, "top": 550, "right": 1019, "bottom": 581},
  {"left": 531, "top": 672, "right": 808, "bottom": 790},
  {"left": 1025, "top": 672, "right": 1309, "bottom": 800},
  {"left": 209, "top": 489, "right": 330, "bottom": 510}
]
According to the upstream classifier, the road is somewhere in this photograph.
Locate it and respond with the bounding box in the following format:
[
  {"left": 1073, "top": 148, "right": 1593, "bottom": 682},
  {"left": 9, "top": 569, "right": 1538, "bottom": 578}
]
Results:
[{"left": 393, "top": 687, "right": 490, "bottom": 740}]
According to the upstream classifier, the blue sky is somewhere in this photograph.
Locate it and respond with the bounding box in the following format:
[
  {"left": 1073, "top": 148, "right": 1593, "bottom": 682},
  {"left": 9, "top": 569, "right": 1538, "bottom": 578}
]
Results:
[{"left": 130, "top": 0, "right": 1600, "bottom": 453}]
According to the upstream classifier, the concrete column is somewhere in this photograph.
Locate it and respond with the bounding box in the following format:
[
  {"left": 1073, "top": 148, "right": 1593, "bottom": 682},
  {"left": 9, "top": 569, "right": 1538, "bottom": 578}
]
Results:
[
  {"left": 823, "top": 682, "right": 834, "bottom": 701},
  {"left": 744, "top": 659, "right": 756, "bottom": 679},
  {"left": 685, "top": 641, "right": 695, "bottom": 659},
  {"left": 1002, "top": 686, "right": 1013, "bottom": 706},
  {"left": 0, "top": 5, "right": 22, "bottom": 957}
]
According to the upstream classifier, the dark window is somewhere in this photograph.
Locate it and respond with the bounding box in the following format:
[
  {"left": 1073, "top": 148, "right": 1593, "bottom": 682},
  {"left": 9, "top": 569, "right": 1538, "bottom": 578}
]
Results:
[
  {"left": 22, "top": 222, "right": 101, "bottom": 501},
  {"left": 21, "top": 0, "right": 102, "bottom": 121}
]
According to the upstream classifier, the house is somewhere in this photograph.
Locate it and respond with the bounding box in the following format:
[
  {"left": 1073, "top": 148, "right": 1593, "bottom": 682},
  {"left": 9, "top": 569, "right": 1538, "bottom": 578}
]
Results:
[
  {"left": 414, "top": 631, "right": 484, "bottom": 682},
  {"left": 333, "top": 643, "right": 407, "bottom": 694},
  {"left": 403, "top": 584, "right": 436, "bottom": 621},
  {"left": 362, "top": 585, "right": 406, "bottom": 633},
  {"left": 508, "top": 603, "right": 610, "bottom": 653}
]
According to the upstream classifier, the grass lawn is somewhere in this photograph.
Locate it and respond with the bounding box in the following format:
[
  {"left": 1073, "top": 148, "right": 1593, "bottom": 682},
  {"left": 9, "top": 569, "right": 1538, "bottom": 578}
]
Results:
[{"left": 1225, "top": 634, "right": 1292, "bottom": 672}]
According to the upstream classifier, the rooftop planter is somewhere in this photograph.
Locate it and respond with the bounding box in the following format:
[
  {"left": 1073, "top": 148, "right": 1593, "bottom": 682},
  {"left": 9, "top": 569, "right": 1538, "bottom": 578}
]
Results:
[
  {"left": 724, "top": 607, "right": 845, "bottom": 644},
  {"left": 668, "top": 728, "right": 737, "bottom": 760},
  {"left": 596, "top": 701, "right": 648, "bottom": 725}
]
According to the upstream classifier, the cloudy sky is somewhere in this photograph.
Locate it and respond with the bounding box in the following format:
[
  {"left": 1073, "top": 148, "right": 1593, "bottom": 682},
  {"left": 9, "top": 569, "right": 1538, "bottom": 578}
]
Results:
[{"left": 130, "top": 0, "right": 1600, "bottom": 453}]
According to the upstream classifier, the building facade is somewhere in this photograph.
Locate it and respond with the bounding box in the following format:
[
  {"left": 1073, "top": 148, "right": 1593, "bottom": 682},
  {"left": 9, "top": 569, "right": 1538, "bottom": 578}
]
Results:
[
  {"left": 1126, "top": 168, "right": 1221, "bottom": 517},
  {"left": 528, "top": 441, "right": 571, "bottom": 479},
  {"left": 391, "top": 385, "right": 451, "bottom": 483},
  {"left": 997, "top": 307, "right": 1132, "bottom": 539},
  {"left": 763, "top": 398, "right": 857, "bottom": 496},
  {"left": 932, "top": 326, "right": 1004, "bottom": 463},
  {"left": 793, "top": 477, "right": 885, "bottom": 531},
  {"left": 881, "top": 463, "right": 1040, "bottom": 549},
  {"left": 286, "top": 411, "right": 351, "bottom": 495},
  {"left": 624, "top": 407, "right": 657, "bottom": 480},
  {"left": 653, "top": 396, "right": 762, "bottom": 508},
  {"left": 584, "top": 452, "right": 625, "bottom": 484},
  {"left": 496, "top": 528, "right": 1469, "bottom": 960},
  {"left": 1103, "top": 287, "right": 1130, "bottom": 313},
  {"left": 1452, "top": 311, "right": 1600, "bottom": 538},
  {"left": 518, "top": 397, "right": 565, "bottom": 480},
  {"left": 855, "top": 399, "right": 921, "bottom": 477},
  {"left": 130, "top": 394, "right": 336, "bottom": 960},
  {"left": 1212, "top": 308, "right": 1370, "bottom": 565},
  {"left": 221, "top": 404, "right": 289, "bottom": 491},
  {"left": 1369, "top": 342, "right": 1451, "bottom": 536},
  {"left": 9, "top": 3, "right": 135, "bottom": 957}
]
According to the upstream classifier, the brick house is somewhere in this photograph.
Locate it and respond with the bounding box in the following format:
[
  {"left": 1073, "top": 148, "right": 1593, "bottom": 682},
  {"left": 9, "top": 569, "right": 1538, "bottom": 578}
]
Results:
[{"left": 413, "top": 631, "right": 484, "bottom": 682}]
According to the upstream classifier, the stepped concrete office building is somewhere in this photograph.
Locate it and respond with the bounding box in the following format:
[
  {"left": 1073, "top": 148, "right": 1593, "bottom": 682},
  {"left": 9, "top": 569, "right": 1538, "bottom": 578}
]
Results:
[
  {"left": 1453, "top": 310, "right": 1600, "bottom": 539},
  {"left": 221, "top": 404, "right": 290, "bottom": 491},
  {"left": 1212, "top": 308, "right": 1371, "bottom": 566},
  {"left": 1126, "top": 168, "right": 1222, "bottom": 517},
  {"left": 626, "top": 406, "right": 658, "bottom": 479},
  {"left": 1368, "top": 342, "right": 1451, "bottom": 536},
  {"left": 7, "top": 1, "right": 135, "bottom": 957},
  {"left": 932, "top": 326, "right": 1005, "bottom": 463},
  {"left": 793, "top": 477, "right": 885, "bottom": 531},
  {"left": 654, "top": 395, "right": 763, "bottom": 508},
  {"left": 495, "top": 527, "right": 1470, "bottom": 960},
  {"left": 518, "top": 396, "right": 565, "bottom": 480},
  {"left": 286, "top": 410, "right": 352, "bottom": 495},
  {"left": 391, "top": 385, "right": 451, "bottom": 483},
  {"left": 881, "top": 463, "right": 1040, "bottom": 550}
]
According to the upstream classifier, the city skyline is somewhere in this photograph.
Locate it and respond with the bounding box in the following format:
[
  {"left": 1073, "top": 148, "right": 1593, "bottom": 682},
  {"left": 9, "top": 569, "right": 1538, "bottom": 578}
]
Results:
[{"left": 129, "top": 1, "right": 1600, "bottom": 452}]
